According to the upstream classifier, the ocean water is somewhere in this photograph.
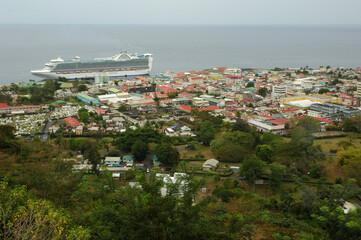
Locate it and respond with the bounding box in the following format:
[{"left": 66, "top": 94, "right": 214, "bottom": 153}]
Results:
[{"left": 1, "top": 24, "right": 361, "bottom": 84}]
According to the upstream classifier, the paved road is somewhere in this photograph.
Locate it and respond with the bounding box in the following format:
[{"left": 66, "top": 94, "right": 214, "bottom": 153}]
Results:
[{"left": 39, "top": 120, "right": 53, "bottom": 142}]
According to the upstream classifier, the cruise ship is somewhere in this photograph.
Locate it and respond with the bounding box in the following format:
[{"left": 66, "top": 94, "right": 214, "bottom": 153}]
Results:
[{"left": 31, "top": 52, "right": 153, "bottom": 80}]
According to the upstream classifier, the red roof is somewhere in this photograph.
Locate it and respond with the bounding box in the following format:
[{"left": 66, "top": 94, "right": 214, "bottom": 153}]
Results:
[
  {"left": 261, "top": 115, "right": 276, "bottom": 119},
  {"left": 341, "top": 97, "right": 357, "bottom": 101},
  {"left": 178, "top": 92, "right": 192, "bottom": 96},
  {"left": 0, "top": 103, "right": 7, "bottom": 108},
  {"left": 178, "top": 105, "right": 193, "bottom": 113},
  {"left": 314, "top": 117, "right": 333, "bottom": 124},
  {"left": 63, "top": 117, "right": 80, "bottom": 127},
  {"left": 282, "top": 108, "right": 299, "bottom": 112},
  {"left": 270, "top": 118, "right": 288, "bottom": 125},
  {"left": 161, "top": 99, "right": 174, "bottom": 103},
  {"left": 96, "top": 108, "right": 105, "bottom": 112},
  {"left": 143, "top": 102, "right": 156, "bottom": 106},
  {"left": 199, "top": 106, "right": 219, "bottom": 112},
  {"left": 158, "top": 87, "right": 177, "bottom": 94},
  {"left": 225, "top": 101, "right": 237, "bottom": 105},
  {"left": 226, "top": 106, "right": 243, "bottom": 111},
  {"left": 0, "top": 105, "right": 40, "bottom": 110}
]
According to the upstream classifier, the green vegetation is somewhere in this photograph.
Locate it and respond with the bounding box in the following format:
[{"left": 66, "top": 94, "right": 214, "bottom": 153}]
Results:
[{"left": 0, "top": 107, "right": 360, "bottom": 239}]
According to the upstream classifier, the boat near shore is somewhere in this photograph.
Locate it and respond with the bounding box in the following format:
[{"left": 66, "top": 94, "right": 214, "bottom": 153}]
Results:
[{"left": 31, "top": 52, "right": 153, "bottom": 80}]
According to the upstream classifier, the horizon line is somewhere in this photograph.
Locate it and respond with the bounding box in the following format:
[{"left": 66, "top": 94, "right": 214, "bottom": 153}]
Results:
[{"left": 1, "top": 23, "right": 361, "bottom": 26}]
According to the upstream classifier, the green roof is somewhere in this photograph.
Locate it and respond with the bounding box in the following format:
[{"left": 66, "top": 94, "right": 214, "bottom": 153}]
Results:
[
  {"left": 173, "top": 98, "right": 189, "bottom": 102},
  {"left": 60, "top": 83, "right": 73, "bottom": 88},
  {"left": 77, "top": 93, "right": 96, "bottom": 101},
  {"left": 242, "top": 87, "right": 257, "bottom": 92},
  {"left": 50, "top": 100, "right": 67, "bottom": 105},
  {"left": 201, "top": 97, "right": 222, "bottom": 103},
  {"left": 108, "top": 88, "right": 120, "bottom": 93},
  {"left": 18, "top": 83, "right": 30, "bottom": 88}
]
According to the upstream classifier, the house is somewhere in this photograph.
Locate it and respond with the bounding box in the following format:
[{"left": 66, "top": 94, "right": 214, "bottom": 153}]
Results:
[
  {"left": 230, "top": 166, "right": 240, "bottom": 173},
  {"left": 75, "top": 125, "right": 83, "bottom": 135},
  {"left": 203, "top": 159, "right": 219, "bottom": 171},
  {"left": 63, "top": 117, "right": 81, "bottom": 128},
  {"left": 178, "top": 92, "right": 193, "bottom": 99},
  {"left": 104, "top": 157, "right": 121, "bottom": 167},
  {"left": 165, "top": 127, "right": 177, "bottom": 137},
  {"left": 123, "top": 155, "right": 134, "bottom": 165},
  {"left": 153, "top": 154, "right": 161, "bottom": 166},
  {"left": 95, "top": 108, "right": 106, "bottom": 115},
  {"left": 135, "top": 163, "right": 144, "bottom": 169}
]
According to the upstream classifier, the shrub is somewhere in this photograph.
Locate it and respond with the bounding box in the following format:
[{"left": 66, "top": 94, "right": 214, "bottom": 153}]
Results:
[
  {"left": 108, "top": 149, "right": 121, "bottom": 156},
  {"left": 330, "top": 149, "right": 338, "bottom": 153}
]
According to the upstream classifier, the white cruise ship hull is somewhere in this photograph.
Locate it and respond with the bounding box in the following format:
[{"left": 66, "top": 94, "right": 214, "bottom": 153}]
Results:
[
  {"left": 31, "top": 52, "right": 153, "bottom": 80},
  {"left": 31, "top": 68, "right": 151, "bottom": 80}
]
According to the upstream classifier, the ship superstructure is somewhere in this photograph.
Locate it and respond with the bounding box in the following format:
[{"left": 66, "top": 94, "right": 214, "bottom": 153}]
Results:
[{"left": 31, "top": 52, "right": 153, "bottom": 79}]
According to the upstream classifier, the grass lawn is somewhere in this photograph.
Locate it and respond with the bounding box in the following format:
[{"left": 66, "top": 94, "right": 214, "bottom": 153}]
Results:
[
  {"left": 314, "top": 137, "right": 361, "bottom": 152},
  {"left": 178, "top": 145, "right": 215, "bottom": 159}
]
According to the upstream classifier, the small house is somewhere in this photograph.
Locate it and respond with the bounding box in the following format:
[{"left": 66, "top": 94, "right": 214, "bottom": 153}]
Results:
[
  {"left": 123, "top": 155, "right": 134, "bottom": 164},
  {"left": 104, "top": 157, "right": 121, "bottom": 167},
  {"left": 203, "top": 159, "right": 219, "bottom": 171},
  {"left": 75, "top": 125, "right": 83, "bottom": 135}
]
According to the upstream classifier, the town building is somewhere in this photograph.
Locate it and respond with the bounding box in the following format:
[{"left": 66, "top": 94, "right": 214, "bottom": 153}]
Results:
[
  {"left": 308, "top": 102, "right": 360, "bottom": 120},
  {"left": 272, "top": 85, "right": 287, "bottom": 96},
  {"left": 77, "top": 93, "right": 100, "bottom": 105}
]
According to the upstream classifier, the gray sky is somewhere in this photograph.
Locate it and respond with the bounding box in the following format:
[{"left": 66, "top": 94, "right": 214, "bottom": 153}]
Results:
[{"left": 1, "top": 0, "right": 361, "bottom": 25}]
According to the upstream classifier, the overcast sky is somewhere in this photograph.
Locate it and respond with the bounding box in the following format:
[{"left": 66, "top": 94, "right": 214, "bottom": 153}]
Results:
[{"left": 1, "top": 0, "right": 361, "bottom": 25}]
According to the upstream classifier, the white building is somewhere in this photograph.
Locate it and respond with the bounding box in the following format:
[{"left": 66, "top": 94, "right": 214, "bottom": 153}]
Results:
[
  {"left": 203, "top": 159, "right": 219, "bottom": 171},
  {"left": 356, "top": 81, "right": 361, "bottom": 98},
  {"left": 272, "top": 85, "right": 287, "bottom": 96}
]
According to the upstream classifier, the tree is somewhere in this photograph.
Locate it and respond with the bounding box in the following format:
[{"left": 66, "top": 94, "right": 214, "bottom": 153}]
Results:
[
  {"left": 224, "top": 131, "right": 255, "bottom": 149},
  {"left": 42, "top": 79, "right": 59, "bottom": 100},
  {"left": 118, "top": 105, "right": 128, "bottom": 111},
  {"left": 343, "top": 115, "right": 361, "bottom": 133},
  {"left": 232, "top": 119, "right": 251, "bottom": 132},
  {"left": 318, "top": 88, "right": 330, "bottom": 94},
  {"left": 85, "top": 143, "right": 101, "bottom": 175},
  {"left": 291, "top": 126, "right": 314, "bottom": 151},
  {"left": 77, "top": 84, "right": 88, "bottom": 92},
  {"left": 131, "top": 140, "right": 148, "bottom": 162},
  {"left": 156, "top": 143, "right": 179, "bottom": 166},
  {"left": 211, "top": 139, "right": 248, "bottom": 162},
  {"left": 246, "top": 82, "right": 254, "bottom": 88},
  {"left": 256, "top": 144, "right": 273, "bottom": 163},
  {"left": 0, "top": 125, "right": 19, "bottom": 153},
  {"left": 337, "top": 147, "right": 361, "bottom": 185},
  {"left": 240, "top": 155, "right": 266, "bottom": 185},
  {"left": 297, "top": 116, "right": 320, "bottom": 133},
  {"left": 268, "top": 163, "right": 286, "bottom": 191},
  {"left": 304, "top": 89, "right": 311, "bottom": 95},
  {"left": 167, "top": 91, "right": 178, "bottom": 99},
  {"left": 0, "top": 179, "right": 90, "bottom": 240},
  {"left": 198, "top": 120, "right": 216, "bottom": 146},
  {"left": 312, "top": 205, "right": 361, "bottom": 240},
  {"left": 80, "top": 111, "right": 89, "bottom": 123},
  {"left": 257, "top": 87, "right": 268, "bottom": 97}
]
